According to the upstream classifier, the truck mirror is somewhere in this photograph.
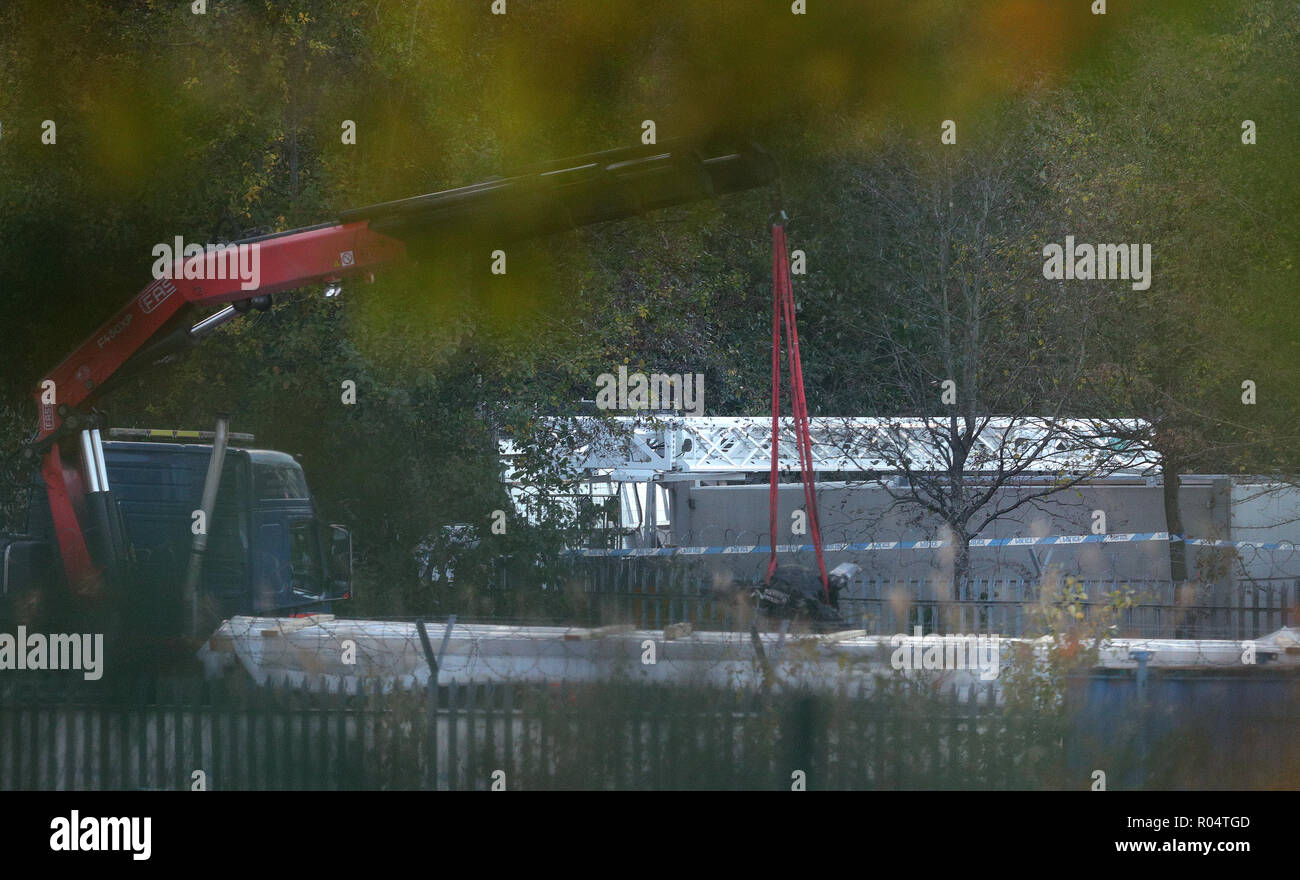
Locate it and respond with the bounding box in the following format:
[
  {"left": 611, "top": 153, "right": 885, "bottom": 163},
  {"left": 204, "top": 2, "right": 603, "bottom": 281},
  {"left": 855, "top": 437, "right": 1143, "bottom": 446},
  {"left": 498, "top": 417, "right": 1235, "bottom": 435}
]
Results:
[{"left": 325, "top": 524, "right": 352, "bottom": 600}]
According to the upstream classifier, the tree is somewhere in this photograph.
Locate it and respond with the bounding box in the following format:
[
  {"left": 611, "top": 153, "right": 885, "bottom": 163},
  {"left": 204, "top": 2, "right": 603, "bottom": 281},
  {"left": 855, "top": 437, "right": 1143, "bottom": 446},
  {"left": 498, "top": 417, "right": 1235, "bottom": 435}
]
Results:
[
  {"left": 1035, "top": 0, "right": 1300, "bottom": 596},
  {"left": 823, "top": 125, "right": 1148, "bottom": 599}
]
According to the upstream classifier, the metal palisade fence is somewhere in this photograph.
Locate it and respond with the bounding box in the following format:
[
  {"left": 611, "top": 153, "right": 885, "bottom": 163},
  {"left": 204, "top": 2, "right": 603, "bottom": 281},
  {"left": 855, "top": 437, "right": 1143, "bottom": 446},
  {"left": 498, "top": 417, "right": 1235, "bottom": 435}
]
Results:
[
  {"left": 0, "top": 675, "right": 1028, "bottom": 791},
  {"left": 2, "top": 669, "right": 1299, "bottom": 791},
  {"left": 565, "top": 558, "right": 1299, "bottom": 640}
]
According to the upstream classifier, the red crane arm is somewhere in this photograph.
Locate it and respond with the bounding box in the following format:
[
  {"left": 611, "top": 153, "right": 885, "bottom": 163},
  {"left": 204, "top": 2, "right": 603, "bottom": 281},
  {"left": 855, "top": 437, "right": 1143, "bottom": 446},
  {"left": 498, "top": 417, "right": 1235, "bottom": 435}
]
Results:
[
  {"left": 34, "top": 222, "right": 405, "bottom": 444},
  {"left": 31, "top": 221, "right": 406, "bottom": 596},
  {"left": 26, "top": 137, "right": 777, "bottom": 596}
]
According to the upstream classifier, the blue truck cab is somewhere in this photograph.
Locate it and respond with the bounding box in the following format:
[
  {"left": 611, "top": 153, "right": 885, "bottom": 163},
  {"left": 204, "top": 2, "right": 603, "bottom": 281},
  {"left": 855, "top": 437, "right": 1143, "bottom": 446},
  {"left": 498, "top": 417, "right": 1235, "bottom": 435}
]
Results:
[
  {"left": 4, "top": 439, "right": 351, "bottom": 631},
  {"left": 106, "top": 441, "right": 351, "bottom": 617}
]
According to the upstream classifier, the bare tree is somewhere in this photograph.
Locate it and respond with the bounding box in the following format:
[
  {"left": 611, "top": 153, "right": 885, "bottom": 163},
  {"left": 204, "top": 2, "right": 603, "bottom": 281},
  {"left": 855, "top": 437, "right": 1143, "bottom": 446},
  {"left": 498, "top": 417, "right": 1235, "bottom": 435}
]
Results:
[{"left": 829, "top": 132, "right": 1152, "bottom": 597}]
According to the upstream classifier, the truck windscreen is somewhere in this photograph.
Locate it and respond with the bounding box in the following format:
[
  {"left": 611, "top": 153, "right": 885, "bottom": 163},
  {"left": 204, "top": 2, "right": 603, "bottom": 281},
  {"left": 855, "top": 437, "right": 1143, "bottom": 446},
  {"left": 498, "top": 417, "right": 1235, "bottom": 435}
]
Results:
[{"left": 255, "top": 464, "right": 309, "bottom": 500}]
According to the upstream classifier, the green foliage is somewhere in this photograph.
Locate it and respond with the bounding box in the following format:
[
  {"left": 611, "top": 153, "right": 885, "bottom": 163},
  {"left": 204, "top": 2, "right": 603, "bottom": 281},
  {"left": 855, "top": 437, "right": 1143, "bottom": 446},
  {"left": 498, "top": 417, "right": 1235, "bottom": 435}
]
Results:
[
  {"left": 1003, "top": 573, "right": 1136, "bottom": 715},
  {"left": 1, "top": 0, "right": 1295, "bottom": 617}
]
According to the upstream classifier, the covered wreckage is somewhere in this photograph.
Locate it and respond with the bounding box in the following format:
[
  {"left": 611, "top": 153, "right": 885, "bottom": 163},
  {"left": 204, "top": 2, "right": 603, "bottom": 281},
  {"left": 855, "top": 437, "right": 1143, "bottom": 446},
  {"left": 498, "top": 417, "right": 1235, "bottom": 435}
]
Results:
[{"left": 198, "top": 615, "right": 1300, "bottom": 698}]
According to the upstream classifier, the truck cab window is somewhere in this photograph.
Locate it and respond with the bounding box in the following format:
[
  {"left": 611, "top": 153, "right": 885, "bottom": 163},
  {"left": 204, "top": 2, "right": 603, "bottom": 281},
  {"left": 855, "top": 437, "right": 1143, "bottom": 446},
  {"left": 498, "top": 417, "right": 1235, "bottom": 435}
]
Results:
[
  {"left": 288, "top": 519, "right": 323, "bottom": 596},
  {"left": 256, "top": 465, "right": 309, "bottom": 500}
]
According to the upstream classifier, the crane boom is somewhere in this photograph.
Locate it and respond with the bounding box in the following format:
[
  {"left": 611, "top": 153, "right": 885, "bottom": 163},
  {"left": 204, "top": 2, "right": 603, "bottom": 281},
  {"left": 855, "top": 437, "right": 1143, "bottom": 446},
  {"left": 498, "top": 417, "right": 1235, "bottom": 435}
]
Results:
[{"left": 27, "top": 138, "right": 776, "bottom": 596}]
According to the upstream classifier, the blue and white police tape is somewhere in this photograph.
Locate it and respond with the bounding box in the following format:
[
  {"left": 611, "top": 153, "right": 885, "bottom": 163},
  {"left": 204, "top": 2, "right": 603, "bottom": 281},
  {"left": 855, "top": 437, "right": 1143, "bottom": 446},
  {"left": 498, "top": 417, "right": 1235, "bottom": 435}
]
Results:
[{"left": 569, "top": 533, "right": 1299, "bottom": 558}]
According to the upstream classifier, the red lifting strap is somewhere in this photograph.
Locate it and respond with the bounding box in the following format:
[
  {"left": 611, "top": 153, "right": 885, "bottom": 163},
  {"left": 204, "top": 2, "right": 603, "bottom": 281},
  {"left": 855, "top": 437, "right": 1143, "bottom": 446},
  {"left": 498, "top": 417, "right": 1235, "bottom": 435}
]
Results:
[{"left": 767, "top": 220, "right": 830, "bottom": 600}]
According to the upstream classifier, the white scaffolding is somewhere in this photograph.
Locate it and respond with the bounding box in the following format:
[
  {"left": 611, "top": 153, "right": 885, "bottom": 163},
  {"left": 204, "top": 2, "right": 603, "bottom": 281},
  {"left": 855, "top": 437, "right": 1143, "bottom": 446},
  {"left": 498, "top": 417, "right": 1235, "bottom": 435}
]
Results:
[
  {"left": 498, "top": 416, "right": 1159, "bottom": 538},
  {"left": 503, "top": 416, "right": 1159, "bottom": 482}
]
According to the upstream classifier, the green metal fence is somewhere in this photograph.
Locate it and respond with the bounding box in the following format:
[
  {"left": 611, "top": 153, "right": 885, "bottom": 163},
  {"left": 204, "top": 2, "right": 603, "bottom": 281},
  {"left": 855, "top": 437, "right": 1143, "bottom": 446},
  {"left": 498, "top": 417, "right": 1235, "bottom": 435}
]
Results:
[
  {"left": 4, "top": 668, "right": 1298, "bottom": 791},
  {"left": 1, "top": 674, "right": 1054, "bottom": 790}
]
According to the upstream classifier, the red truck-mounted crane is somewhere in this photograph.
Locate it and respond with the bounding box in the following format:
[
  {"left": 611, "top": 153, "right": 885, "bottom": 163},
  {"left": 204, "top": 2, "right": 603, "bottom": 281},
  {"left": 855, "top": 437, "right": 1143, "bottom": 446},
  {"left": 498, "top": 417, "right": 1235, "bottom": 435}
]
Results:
[{"left": 7, "top": 139, "right": 775, "bottom": 635}]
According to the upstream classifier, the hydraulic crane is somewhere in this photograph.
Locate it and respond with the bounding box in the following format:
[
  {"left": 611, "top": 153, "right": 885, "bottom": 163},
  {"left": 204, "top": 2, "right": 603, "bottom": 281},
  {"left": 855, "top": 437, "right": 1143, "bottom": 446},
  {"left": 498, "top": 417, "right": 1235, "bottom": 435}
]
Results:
[{"left": 7, "top": 138, "right": 776, "bottom": 633}]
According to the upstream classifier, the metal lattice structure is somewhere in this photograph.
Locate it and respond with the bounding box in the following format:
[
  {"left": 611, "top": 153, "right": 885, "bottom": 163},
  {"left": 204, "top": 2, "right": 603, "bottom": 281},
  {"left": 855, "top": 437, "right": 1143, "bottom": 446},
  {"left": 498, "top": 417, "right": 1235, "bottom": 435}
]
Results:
[{"left": 502, "top": 416, "right": 1159, "bottom": 482}]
